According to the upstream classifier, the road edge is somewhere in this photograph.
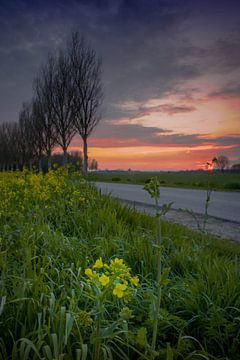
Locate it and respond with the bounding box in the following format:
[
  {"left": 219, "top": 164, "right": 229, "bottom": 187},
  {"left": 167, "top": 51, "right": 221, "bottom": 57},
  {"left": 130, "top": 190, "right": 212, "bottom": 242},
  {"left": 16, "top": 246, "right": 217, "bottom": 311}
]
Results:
[{"left": 118, "top": 198, "right": 240, "bottom": 244}]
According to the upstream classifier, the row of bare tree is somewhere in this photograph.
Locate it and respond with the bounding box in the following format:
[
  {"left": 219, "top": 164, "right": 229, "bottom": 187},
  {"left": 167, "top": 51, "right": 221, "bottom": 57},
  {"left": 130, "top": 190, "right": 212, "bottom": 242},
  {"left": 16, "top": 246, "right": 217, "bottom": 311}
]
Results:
[{"left": 0, "top": 32, "right": 103, "bottom": 174}]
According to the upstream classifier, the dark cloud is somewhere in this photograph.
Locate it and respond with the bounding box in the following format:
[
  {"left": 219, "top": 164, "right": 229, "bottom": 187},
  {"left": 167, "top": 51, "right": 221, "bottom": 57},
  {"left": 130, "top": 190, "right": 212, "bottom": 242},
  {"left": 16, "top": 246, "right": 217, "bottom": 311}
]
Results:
[
  {"left": 155, "top": 134, "right": 240, "bottom": 147},
  {"left": 211, "top": 39, "right": 240, "bottom": 72},
  {"left": 93, "top": 121, "right": 240, "bottom": 147},
  {"left": 104, "top": 102, "right": 197, "bottom": 121},
  {"left": 93, "top": 122, "right": 171, "bottom": 140},
  {"left": 209, "top": 84, "right": 240, "bottom": 98},
  {"left": 127, "top": 103, "right": 197, "bottom": 120},
  {"left": 207, "top": 135, "right": 240, "bottom": 146},
  {"left": 0, "top": 0, "right": 240, "bottom": 124}
]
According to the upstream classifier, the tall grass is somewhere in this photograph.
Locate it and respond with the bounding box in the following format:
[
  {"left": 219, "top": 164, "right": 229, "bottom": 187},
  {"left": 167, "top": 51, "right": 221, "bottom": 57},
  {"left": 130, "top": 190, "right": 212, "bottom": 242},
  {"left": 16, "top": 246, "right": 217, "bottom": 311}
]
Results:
[{"left": 0, "top": 169, "right": 240, "bottom": 359}]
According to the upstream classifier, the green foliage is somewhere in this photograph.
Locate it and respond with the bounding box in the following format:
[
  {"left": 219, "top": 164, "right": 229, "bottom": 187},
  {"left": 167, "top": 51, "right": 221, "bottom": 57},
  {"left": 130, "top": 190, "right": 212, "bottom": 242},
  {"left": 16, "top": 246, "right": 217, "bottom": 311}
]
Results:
[
  {"left": 144, "top": 177, "right": 160, "bottom": 199},
  {"left": 0, "top": 170, "right": 240, "bottom": 359}
]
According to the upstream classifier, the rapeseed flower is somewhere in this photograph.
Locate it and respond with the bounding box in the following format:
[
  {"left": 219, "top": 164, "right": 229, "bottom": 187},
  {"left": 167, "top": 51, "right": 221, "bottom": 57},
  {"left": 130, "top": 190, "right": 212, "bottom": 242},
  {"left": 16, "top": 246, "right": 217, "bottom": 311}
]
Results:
[
  {"left": 93, "top": 257, "right": 103, "bottom": 269},
  {"left": 110, "top": 258, "right": 123, "bottom": 266},
  {"left": 84, "top": 257, "right": 140, "bottom": 302},
  {"left": 99, "top": 274, "right": 110, "bottom": 286},
  {"left": 85, "top": 268, "right": 94, "bottom": 278},
  {"left": 131, "top": 276, "right": 139, "bottom": 287},
  {"left": 113, "top": 283, "right": 127, "bottom": 298}
]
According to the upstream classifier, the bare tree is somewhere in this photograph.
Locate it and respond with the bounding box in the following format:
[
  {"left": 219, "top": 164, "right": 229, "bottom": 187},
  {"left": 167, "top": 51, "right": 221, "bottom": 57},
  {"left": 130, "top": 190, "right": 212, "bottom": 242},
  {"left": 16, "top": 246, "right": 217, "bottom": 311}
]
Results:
[
  {"left": 0, "top": 122, "right": 19, "bottom": 171},
  {"left": 69, "top": 32, "right": 103, "bottom": 175},
  {"left": 0, "top": 122, "right": 8, "bottom": 170},
  {"left": 89, "top": 158, "right": 98, "bottom": 170},
  {"left": 18, "top": 102, "right": 37, "bottom": 170},
  {"left": 213, "top": 155, "right": 229, "bottom": 172},
  {"left": 1, "top": 32, "right": 103, "bottom": 173},
  {"left": 31, "top": 99, "right": 45, "bottom": 171},
  {"left": 34, "top": 56, "right": 58, "bottom": 169},
  {"left": 7, "top": 122, "right": 19, "bottom": 170},
  {"left": 51, "top": 50, "right": 76, "bottom": 164}
]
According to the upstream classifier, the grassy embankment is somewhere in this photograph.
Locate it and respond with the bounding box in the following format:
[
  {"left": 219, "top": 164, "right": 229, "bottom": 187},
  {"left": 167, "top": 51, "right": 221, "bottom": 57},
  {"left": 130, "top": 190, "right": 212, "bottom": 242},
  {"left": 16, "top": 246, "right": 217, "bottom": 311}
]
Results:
[
  {"left": 1, "top": 169, "right": 240, "bottom": 359},
  {"left": 88, "top": 170, "right": 240, "bottom": 191}
]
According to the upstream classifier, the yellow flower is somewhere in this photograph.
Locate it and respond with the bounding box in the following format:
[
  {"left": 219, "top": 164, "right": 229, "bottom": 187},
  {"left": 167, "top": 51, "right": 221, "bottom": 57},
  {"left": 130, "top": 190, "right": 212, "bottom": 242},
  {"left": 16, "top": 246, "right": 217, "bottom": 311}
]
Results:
[
  {"left": 93, "top": 257, "right": 103, "bottom": 269},
  {"left": 113, "top": 283, "right": 127, "bottom": 298},
  {"left": 99, "top": 274, "right": 110, "bottom": 286},
  {"left": 131, "top": 276, "right": 139, "bottom": 286},
  {"left": 111, "top": 258, "right": 123, "bottom": 266},
  {"left": 85, "top": 268, "right": 94, "bottom": 278}
]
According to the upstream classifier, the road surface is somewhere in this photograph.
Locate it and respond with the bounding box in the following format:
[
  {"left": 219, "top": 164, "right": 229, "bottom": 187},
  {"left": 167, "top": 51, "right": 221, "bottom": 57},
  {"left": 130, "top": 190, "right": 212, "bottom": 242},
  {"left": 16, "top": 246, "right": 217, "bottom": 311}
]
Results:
[{"left": 96, "top": 182, "right": 240, "bottom": 223}]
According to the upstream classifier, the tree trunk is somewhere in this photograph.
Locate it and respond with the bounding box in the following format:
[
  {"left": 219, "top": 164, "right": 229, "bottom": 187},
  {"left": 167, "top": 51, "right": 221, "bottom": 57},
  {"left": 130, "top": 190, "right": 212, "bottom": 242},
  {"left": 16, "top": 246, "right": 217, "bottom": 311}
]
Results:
[
  {"left": 83, "top": 137, "right": 88, "bottom": 176},
  {"left": 63, "top": 148, "right": 68, "bottom": 166},
  {"left": 47, "top": 151, "right": 52, "bottom": 170},
  {"left": 38, "top": 158, "right": 42, "bottom": 172},
  {"left": 29, "top": 159, "right": 33, "bottom": 172}
]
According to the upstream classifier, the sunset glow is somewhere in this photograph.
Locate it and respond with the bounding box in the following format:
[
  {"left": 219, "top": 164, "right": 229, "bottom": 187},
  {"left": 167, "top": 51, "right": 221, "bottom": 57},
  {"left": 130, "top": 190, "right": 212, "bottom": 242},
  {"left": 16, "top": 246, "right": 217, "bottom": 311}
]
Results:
[{"left": 69, "top": 88, "right": 239, "bottom": 170}]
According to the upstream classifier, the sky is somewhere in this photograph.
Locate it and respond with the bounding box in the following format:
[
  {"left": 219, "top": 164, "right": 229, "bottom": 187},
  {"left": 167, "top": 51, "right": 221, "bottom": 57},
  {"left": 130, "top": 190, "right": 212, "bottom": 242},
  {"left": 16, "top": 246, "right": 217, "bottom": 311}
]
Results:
[{"left": 0, "top": 0, "right": 239, "bottom": 170}]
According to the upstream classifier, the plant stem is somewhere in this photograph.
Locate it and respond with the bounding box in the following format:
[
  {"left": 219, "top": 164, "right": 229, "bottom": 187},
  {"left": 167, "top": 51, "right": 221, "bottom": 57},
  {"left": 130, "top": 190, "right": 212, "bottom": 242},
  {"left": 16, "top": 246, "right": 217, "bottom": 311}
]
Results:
[
  {"left": 203, "top": 170, "right": 211, "bottom": 233},
  {"left": 151, "top": 198, "right": 162, "bottom": 357},
  {"left": 93, "top": 300, "right": 101, "bottom": 360}
]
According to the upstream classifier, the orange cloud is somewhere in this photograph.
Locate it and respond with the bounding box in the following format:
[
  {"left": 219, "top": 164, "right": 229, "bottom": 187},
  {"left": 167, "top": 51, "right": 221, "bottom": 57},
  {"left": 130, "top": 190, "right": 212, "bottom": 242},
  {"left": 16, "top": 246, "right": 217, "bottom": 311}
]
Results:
[{"left": 67, "top": 82, "right": 240, "bottom": 170}]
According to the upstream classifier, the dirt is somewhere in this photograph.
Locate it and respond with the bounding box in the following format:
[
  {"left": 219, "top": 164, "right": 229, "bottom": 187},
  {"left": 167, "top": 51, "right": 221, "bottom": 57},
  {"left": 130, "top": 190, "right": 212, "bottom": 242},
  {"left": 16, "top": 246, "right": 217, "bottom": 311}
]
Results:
[{"left": 119, "top": 199, "right": 240, "bottom": 244}]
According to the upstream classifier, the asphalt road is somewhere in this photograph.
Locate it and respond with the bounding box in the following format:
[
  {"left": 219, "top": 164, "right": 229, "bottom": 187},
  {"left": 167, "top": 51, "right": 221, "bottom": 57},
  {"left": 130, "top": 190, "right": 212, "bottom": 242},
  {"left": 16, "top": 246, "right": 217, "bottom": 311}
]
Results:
[{"left": 96, "top": 182, "right": 240, "bottom": 223}]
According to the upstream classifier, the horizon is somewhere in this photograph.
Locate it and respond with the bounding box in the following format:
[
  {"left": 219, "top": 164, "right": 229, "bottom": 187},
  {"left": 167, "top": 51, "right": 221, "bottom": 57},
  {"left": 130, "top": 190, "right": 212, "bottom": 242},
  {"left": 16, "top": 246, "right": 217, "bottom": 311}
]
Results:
[{"left": 0, "top": 0, "right": 239, "bottom": 170}]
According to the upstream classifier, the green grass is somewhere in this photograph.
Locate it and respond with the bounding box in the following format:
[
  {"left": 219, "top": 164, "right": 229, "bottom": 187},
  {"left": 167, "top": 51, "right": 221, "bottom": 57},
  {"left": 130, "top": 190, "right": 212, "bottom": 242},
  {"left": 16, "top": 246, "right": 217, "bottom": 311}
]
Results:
[
  {"left": 88, "top": 170, "right": 240, "bottom": 191},
  {"left": 1, "top": 169, "right": 240, "bottom": 359}
]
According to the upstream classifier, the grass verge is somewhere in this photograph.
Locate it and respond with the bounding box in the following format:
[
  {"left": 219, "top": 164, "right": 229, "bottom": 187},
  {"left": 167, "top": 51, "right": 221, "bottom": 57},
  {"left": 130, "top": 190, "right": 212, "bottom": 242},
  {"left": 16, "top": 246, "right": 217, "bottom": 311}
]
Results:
[{"left": 0, "top": 169, "right": 240, "bottom": 359}]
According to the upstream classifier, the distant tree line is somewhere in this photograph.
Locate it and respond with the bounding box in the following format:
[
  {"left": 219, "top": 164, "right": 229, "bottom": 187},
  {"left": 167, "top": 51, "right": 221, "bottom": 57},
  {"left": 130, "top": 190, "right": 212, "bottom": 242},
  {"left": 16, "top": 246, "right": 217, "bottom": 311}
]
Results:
[
  {"left": 0, "top": 32, "right": 103, "bottom": 174},
  {"left": 207, "top": 155, "right": 240, "bottom": 172},
  {"left": 231, "top": 163, "right": 240, "bottom": 171},
  {"left": 212, "top": 155, "right": 240, "bottom": 172}
]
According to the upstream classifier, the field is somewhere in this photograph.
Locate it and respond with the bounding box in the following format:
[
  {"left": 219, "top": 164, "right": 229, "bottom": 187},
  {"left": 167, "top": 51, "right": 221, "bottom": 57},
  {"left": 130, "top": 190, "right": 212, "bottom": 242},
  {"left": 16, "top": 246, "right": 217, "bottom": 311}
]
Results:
[
  {"left": 1, "top": 169, "right": 240, "bottom": 359},
  {"left": 88, "top": 170, "right": 240, "bottom": 191}
]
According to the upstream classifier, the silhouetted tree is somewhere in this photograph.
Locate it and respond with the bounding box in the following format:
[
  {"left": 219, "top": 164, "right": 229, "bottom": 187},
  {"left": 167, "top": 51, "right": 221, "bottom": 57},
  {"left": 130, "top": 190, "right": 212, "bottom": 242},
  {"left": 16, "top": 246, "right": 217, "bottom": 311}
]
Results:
[
  {"left": 1, "top": 32, "right": 103, "bottom": 174},
  {"left": 7, "top": 122, "right": 19, "bottom": 170},
  {"left": 0, "top": 122, "right": 9, "bottom": 170},
  {"left": 0, "top": 122, "right": 19, "bottom": 170},
  {"left": 231, "top": 163, "right": 240, "bottom": 171},
  {"left": 18, "top": 102, "right": 37, "bottom": 170},
  {"left": 31, "top": 99, "right": 46, "bottom": 171},
  {"left": 51, "top": 50, "right": 76, "bottom": 164},
  {"left": 34, "top": 56, "right": 58, "bottom": 169},
  {"left": 0, "top": 124, "right": 5, "bottom": 170},
  {"left": 69, "top": 32, "right": 103, "bottom": 175},
  {"left": 89, "top": 158, "right": 98, "bottom": 170},
  {"left": 213, "top": 155, "right": 229, "bottom": 172}
]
